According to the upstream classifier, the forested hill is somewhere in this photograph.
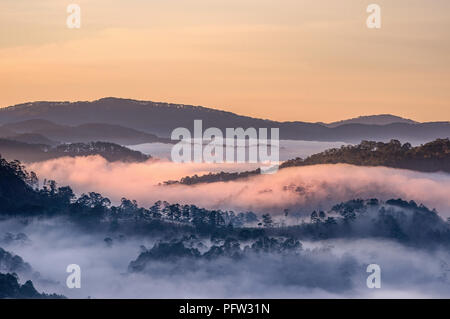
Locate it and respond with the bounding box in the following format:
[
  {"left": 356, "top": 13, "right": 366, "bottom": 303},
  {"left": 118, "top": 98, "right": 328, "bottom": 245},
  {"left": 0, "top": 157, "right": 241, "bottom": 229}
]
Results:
[
  {"left": 0, "top": 139, "right": 150, "bottom": 163},
  {"left": 0, "top": 154, "right": 449, "bottom": 245},
  {"left": 0, "top": 247, "right": 65, "bottom": 299},
  {"left": 0, "top": 273, "right": 65, "bottom": 299},
  {"left": 1, "top": 153, "right": 450, "bottom": 251},
  {"left": 280, "top": 138, "right": 450, "bottom": 171},
  {"left": 164, "top": 138, "right": 450, "bottom": 185},
  {"left": 0, "top": 154, "right": 257, "bottom": 230}
]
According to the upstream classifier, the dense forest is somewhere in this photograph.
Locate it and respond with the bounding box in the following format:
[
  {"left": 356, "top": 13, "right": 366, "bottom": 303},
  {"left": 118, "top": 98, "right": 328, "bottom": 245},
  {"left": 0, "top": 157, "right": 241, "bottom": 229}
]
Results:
[
  {"left": 280, "top": 138, "right": 450, "bottom": 171},
  {"left": 164, "top": 138, "right": 450, "bottom": 185},
  {"left": 1, "top": 153, "right": 450, "bottom": 298},
  {"left": 1, "top": 154, "right": 449, "bottom": 246}
]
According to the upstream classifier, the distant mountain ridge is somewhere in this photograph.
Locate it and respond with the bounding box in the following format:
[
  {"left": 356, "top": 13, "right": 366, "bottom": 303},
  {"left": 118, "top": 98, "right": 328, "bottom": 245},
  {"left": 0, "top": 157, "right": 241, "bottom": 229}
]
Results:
[
  {"left": 321, "top": 114, "right": 417, "bottom": 128},
  {"left": 0, "top": 97, "right": 448, "bottom": 143},
  {"left": 0, "top": 118, "right": 171, "bottom": 145}
]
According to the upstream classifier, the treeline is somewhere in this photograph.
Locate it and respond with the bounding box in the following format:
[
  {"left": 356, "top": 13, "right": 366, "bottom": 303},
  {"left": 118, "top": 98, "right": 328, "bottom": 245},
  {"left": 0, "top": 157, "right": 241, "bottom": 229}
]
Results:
[
  {"left": 128, "top": 197, "right": 450, "bottom": 275},
  {"left": 163, "top": 169, "right": 261, "bottom": 185},
  {"left": 0, "top": 247, "right": 65, "bottom": 299},
  {"left": 0, "top": 139, "right": 150, "bottom": 163},
  {"left": 129, "top": 236, "right": 302, "bottom": 273},
  {"left": 0, "top": 273, "right": 65, "bottom": 299},
  {"left": 280, "top": 138, "right": 450, "bottom": 172},
  {"left": 0, "top": 155, "right": 257, "bottom": 234},
  {"left": 1, "top": 155, "right": 450, "bottom": 247},
  {"left": 163, "top": 138, "right": 450, "bottom": 185},
  {"left": 127, "top": 198, "right": 450, "bottom": 275},
  {"left": 275, "top": 198, "right": 450, "bottom": 248}
]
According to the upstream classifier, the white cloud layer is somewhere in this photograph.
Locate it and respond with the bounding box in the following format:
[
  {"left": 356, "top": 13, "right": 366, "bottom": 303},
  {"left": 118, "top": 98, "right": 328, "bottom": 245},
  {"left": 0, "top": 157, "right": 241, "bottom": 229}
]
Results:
[{"left": 28, "top": 156, "right": 450, "bottom": 216}]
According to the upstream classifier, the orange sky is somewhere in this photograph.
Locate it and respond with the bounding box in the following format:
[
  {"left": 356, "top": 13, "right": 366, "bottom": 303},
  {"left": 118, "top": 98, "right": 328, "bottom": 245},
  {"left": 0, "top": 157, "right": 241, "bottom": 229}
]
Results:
[{"left": 0, "top": 0, "right": 449, "bottom": 122}]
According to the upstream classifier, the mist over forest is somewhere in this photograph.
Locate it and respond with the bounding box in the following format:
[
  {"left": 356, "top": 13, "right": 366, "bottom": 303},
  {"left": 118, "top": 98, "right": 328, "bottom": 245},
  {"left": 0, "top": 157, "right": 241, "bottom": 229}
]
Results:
[
  {"left": 1, "top": 137, "right": 450, "bottom": 298},
  {"left": 0, "top": 100, "right": 449, "bottom": 298},
  {"left": 2, "top": 0, "right": 450, "bottom": 302}
]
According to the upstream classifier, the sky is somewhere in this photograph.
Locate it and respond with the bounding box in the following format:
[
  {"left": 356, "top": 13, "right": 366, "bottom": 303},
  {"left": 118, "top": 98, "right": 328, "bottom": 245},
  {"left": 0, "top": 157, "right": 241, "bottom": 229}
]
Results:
[{"left": 0, "top": 0, "right": 449, "bottom": 122}]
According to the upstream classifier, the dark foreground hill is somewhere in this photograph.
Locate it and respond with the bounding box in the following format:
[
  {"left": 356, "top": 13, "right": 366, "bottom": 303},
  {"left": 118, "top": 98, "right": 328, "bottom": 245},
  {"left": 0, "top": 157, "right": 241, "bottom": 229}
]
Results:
[
  {"left": 164, "top": 138, "right": 450, "bottom": 185},
  {"left": 0, "top": 273, "right": 64, "bottom": 299},
  {"left": 0, "top": 98, "right": 448, "bottom": 143},
  {"left": 0, "top": 139, "right": 150, "bottom": 163},
  {"left": 0, "top": 247, "right": 64, "bottom": 299}
]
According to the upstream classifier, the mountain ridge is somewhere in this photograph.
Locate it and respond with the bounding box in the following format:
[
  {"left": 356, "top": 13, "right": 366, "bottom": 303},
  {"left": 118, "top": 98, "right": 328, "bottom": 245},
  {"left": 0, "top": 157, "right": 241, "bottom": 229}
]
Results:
[
  {"left": 0, "top": 119, "right": 172, "bottom": 145},
  {"left": 321, "top": 114, "right": 418, "bottom": 127},
  {"left": 0, "top": 97, "right": 448, "bottom": 143},
  {"left": 0, "top": 97, "right": 426, "bottom": 124}
]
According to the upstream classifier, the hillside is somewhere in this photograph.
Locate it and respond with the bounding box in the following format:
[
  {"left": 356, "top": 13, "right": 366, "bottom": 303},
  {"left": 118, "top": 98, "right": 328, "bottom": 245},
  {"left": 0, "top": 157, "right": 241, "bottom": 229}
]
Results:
[
  {"left": 0, "top": 98, "right": 448, "bottom": 143},
  {"left": 0, "top": 119, "right": 171, "bottom": 146},
  {"left": 323, "top": 114, "right": 417, "bottom": 127},
  {"left": 0, "top": 139, "right": 151, "bottom": 163},
  {"left": 280, "top": 138, "right": 450, "bottom": 172},
  {"left": 1, "top": 119, "right": 66, "bottom": 133},
  {"left": 0, "top": 155, "right": 449, "bottom": 249},
  {"left": 0, "top": 273, "right": 64, "bottom": 299},
  {"left": 6, "top": 133, "right": 58, "bottom": 145},
  {"left": 1, "top": 153, "right": 450, "bottom": 299},
  {"left": 164, "top": 138, "right": 450, "bottom": 185}
]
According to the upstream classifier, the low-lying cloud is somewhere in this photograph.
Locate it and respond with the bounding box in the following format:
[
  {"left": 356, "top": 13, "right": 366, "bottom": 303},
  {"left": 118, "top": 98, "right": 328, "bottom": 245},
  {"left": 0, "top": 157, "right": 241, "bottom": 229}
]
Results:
[
  {"left": 2, "top": 217, "right": 449, "bottom": 298},
  {"left": 28, "top": 156, "right": 450, "bottom": 216}
]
